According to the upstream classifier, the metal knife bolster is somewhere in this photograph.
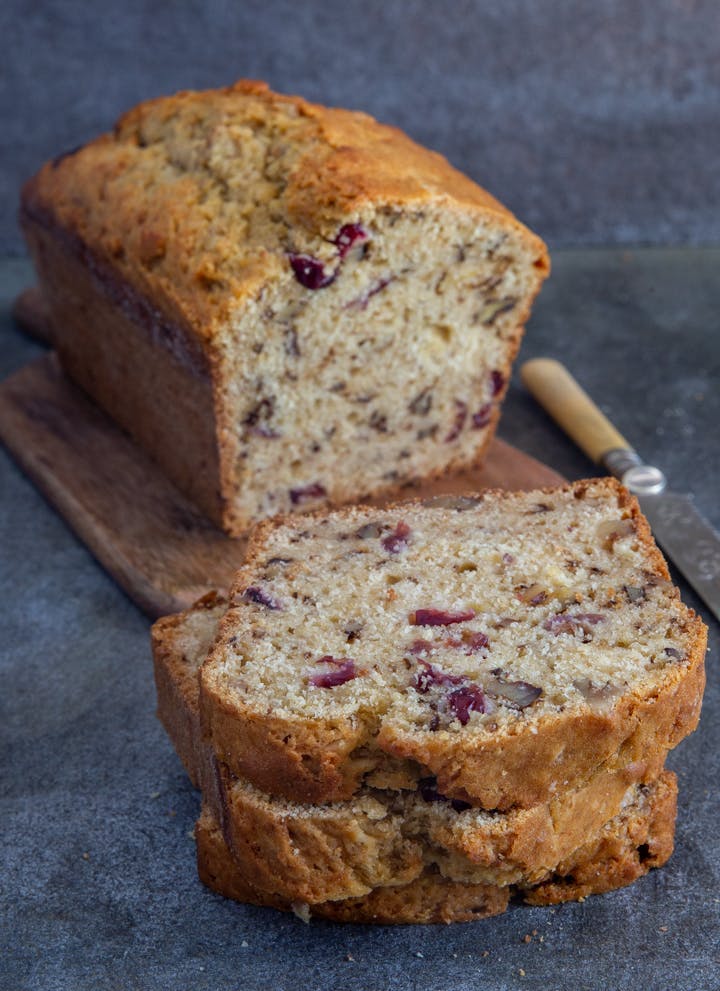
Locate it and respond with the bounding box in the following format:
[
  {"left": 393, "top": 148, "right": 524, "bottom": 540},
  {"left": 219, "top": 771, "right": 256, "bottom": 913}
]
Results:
[{"left": 601, "top": 448, "right": 667, "bottom": 497}]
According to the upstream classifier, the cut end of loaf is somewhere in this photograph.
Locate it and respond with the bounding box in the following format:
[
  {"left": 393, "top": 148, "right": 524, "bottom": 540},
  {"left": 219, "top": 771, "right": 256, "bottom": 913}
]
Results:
[
  {"left": 218, "top": 204, "right": 548, "bottom": 530},
  {"left": 22, "top": 80, "right": 548, "bottom": 534}
]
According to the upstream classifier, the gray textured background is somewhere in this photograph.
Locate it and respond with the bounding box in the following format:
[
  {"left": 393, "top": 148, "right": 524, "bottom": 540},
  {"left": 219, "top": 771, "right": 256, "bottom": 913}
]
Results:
[
  {"left": 3, "top": 2, "right": 720, "bottom": 989},
  {"left": 3, "top": 0, "right": 720, "bottom": 253}
]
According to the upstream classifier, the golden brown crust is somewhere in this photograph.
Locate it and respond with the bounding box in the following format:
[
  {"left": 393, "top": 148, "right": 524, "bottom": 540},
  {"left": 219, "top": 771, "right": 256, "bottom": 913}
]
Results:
[
  {"left": 21, "top": 81, "right": 549, "bottom": 535},
  {"left": 524, "top": 771, "right": 677, "bottom": 905},
  {"left": 153, "top": 572, "right": 680, "bottom": 923},
  {"left": 195, "top": 810, "right": 510, "bottom": 924},
  {"left": 380, "top": 634, "right": 704, "bottom": 810},
  {"left": 22, "top": 79, "right": 548, "bottom": 342},
  {"left": 20, "top": 219, "right": 230, "bottom": 525},
  {"left": 151, "top": 592, "right": 228, "bottom": 787},
  {"left": 207, "top": 756, "right": 672, "bottom": 902},
  {"left": 195, "top": 772, "right": 677, "bottom": 923},
  {"left": 199, "top": 478, "right": 707, "bottom": 808}
]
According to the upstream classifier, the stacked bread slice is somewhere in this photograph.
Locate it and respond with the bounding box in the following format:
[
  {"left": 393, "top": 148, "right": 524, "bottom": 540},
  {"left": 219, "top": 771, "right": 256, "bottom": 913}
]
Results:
[{"left": 151, "top": 479, "right": 706, "bottom": 924}]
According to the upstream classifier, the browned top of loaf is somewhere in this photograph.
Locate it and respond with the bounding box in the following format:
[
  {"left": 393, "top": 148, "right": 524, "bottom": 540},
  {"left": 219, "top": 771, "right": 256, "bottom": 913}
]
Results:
[{"left": 21, "top": 79, "right": 548, "bottom": 343}]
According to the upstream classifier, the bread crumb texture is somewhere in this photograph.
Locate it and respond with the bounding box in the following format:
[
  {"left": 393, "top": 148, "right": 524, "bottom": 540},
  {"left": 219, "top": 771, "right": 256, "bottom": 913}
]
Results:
[{"left": 200, "top": 479, "right": 706, "bottom": 806}]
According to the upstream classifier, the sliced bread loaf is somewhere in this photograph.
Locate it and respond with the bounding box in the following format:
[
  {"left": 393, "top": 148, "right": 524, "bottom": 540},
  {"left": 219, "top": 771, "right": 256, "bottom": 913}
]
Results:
[
  {"left": 152, "top": 586, "right": 672, "bottom": 902},
  {"left": 199, "top": 479, "right": 706, "bottom": 809}
]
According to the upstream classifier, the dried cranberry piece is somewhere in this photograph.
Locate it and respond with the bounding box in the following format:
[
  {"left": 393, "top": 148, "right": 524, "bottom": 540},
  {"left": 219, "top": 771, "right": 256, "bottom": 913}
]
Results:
[
  {"left": 309, "top": 656, "right": 358, "bottom": 688},
  {"left": 543, "top": 612, "right": 605, "bottom": 637},
  {"left": 334, "top": 223, "right": 368, "bottom": 258},
  {"left": 408, "top": 639, "right": 434, "bottom": 656},
  {"left": 445, "top": 630, "right": 490, "bottom": 654},
  {"left": 411, "top": 608, "right": 476, "bottom": 626},
  {"left": 288, "top": 253, "right": 336, "bottom": 289},
  {"left": 241, "top": 586, "right": 283, "bottom": 610},
  {"left": 447, "top": 684, "right": 491, "bottom": 725},
  {"left": 290, "top": 482, "right": 327, "bottom": 505},
  {"left": 412, "top": 660, "right": 463, "bottom": 694},
  {"left": 471, "top": 403, "right": 492, "bottom": 429},
  {"left": 445, "top": 400, "right": 468, "bottom": 442},
  {"left": 490, "top": 370, "right": 505, "bottom": 396},
  {"left": 382, "top": 520, "right": 411, "bottom": 554}
]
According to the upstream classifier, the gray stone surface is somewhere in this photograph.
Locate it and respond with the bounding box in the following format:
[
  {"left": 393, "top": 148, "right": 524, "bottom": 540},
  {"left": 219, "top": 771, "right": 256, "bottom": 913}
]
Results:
[
  {"left": 3, "top": 0, "right": 720, "bottom": 254},
  {"left": 1, "top": 249, "right": 719, "bottom": 990}
]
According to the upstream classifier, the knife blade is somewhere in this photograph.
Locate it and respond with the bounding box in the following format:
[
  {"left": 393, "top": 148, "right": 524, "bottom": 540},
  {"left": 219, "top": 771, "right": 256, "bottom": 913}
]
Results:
[{"left": 521, "top": 358, "right": 720, "bottom": 622}]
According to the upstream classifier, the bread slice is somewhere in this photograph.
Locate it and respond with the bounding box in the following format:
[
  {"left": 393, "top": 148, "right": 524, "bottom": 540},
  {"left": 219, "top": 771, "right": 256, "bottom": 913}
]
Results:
[
  {"left": 153, "top": 591, "right": 227, "bottom": 789},
  {"left": 152, "top": 583, "right": 671, "bottom": 900},
  {"left": 199, "top": 479, "right": 706, "bottom": 809},
  {"left": 20, "top": 80, "right": 548, "bottom": 535},
  {"left": 195, "top": 807, "right": 511, "bottom": 924},
  {"left": 209, "top": 765, "right": 675, "bottom": 902},
  {"left": 197, "top": 772, "right": 676, "bottom": 923}
]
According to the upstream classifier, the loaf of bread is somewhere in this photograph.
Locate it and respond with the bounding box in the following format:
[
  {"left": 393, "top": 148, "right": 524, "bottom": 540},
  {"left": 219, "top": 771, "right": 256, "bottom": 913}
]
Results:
[
  {"left": 21, "top": 80, "right": 549, "bottom": 534},
  {"left": 196, "top": 772, "right": 676, "bottom": 924},
  {"left": 199, "top": 478, "right": 706, "bottom": 808}
]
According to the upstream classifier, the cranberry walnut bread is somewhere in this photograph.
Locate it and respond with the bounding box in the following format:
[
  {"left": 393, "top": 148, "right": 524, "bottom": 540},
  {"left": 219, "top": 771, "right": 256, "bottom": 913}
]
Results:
[
  {"left": 151, "top": 594, "right": 678, "bottom": 921},
  {"left": 199, "top": 478, "right": 706, "bottom": 809},
  {"left": 152, "top": 595, "right": 670, "bottom": 895},
  {"left": 20, "top": 80, "right": 549, "bottom": 535}
]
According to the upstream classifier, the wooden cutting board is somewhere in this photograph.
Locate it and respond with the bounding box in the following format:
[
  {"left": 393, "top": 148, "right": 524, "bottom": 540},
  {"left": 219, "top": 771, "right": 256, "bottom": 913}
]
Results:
[{"left": 2, "top": 298, "right": 564, "bottom": 618}]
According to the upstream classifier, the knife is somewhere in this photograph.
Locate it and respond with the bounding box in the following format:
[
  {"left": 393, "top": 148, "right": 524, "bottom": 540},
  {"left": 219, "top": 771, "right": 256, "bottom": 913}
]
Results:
[{"left": 521, "top": 357, "right": 720, "bottom": 622}]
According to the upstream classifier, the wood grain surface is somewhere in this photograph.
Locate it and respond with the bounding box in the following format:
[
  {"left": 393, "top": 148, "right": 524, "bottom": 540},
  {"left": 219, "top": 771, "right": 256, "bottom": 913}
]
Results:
[{"left": 0, "top": 350, "right": 564, "bottom": 618}]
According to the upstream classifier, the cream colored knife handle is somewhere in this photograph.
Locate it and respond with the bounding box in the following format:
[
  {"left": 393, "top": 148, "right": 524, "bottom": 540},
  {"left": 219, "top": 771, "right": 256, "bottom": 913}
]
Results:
[
  {"left": 520, "top": 357, "right": 667, "bottom": 495},
  {"left": 520, "top": 358, "right": 631, "bottom": 462}
]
